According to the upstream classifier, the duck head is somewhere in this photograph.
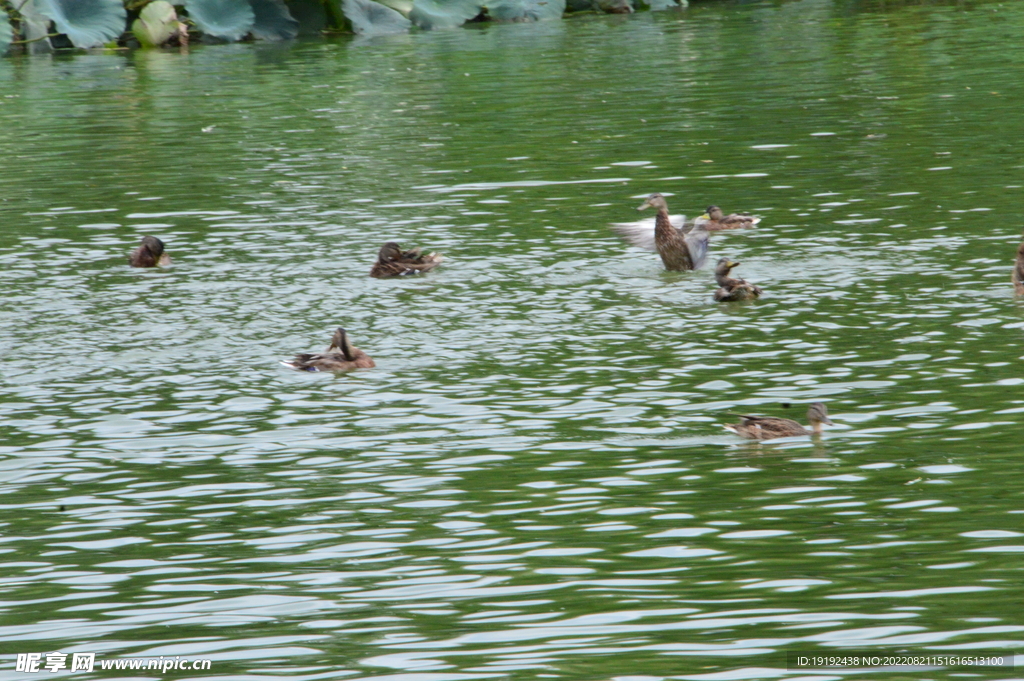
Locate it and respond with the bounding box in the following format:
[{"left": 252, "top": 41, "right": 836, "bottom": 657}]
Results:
[
  {"left": 327, "top": 327, "right": 357, "bottom": 361},
  {"left": 637, "top": 193, "right": 668, "bottom": 212},
  {"left": 807, "top": 402, "right": 834, "bottom": 430},
  {"left": 140, "top": 236, "right": 166, "bottom": 257},
  {"left": 378, "top": 242, "right": 403, "bottom": 262},
  {"left": 701, "top": 205, "right": 724, "bottom": 221},
  {"left": 714, "top": 257, "right": 740, "bottom": 277}
]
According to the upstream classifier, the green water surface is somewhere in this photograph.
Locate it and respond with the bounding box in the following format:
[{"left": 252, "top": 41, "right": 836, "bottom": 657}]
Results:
[{"left": 2, "top": 1, "right": 1024, "bottom": 679}]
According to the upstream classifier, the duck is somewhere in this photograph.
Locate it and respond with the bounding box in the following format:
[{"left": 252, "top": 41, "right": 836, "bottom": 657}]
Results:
[
  {"left": 712, "top": 258, "right": 762, "bottom": 302},
  {"left": 611, "top": 193, "right": 709, "bottom": 271},
  {"left": 699, "top": 205, "right": 760, "bottom": 231},
  {"left": 723, "top": 402, "right": 834, "bottom": 440},
  {"left": 370, "top": 242, "right": 443, "bottom": 278},
  {"left": 281, "top": 328, "right": 375, "bottom": 372},
  {"left": 1013, "top": 242, "right": 1024, "bottom": 295},
  {"left": 129, "top": 236, "right": 171, "bottom": 268}
]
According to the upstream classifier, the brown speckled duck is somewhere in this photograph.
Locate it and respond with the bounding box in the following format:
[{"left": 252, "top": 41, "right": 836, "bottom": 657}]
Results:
[
  {"left": 613, "top": 193, "right": 709, "bottom": 271},
  {"left": 370, "top": 242, "right": 443, "bottom": 278},
  {"left": 129, "top": 236, "right": 171, "bottom": 268},
  {"left": 1013, "top": 242, "right": 1024, "bottom": 295},
  {"left": 724, "top": 403, "right": 834, "bottom": 440},
  {"left": 282, "top": 328, "right": 375, "bottom": 372},
  {"left": 712, "top": 258, "right": 762, "bottom": 302},
  {"left": 699, "top": 205, "right": 760, "bottom": 231}
]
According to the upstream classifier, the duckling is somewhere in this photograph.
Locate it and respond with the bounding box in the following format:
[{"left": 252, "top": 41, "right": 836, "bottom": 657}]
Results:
[
  {"left": 712, "top": 258, "right": 762, "bottom": 302},
  {"left": 724, "top": 403, "right": 833, "bottom": 440},
  {"left": 129, "top": 236, "right": 171, "bottom": 268},
  {"left": 370, "top": 241, "right": 443, "bottom": 278},
  {"left": 612, "top": 193, "right": 709, "bottom": 271},
  {"left": 282, "top": 328, "right": 375, "bottom": 372},
  {"left": 1013, "top": 242, "right": 1024, "bottom": 295},
  {"left": 699, "top": 205, "right": 760, "bottom": 231}
]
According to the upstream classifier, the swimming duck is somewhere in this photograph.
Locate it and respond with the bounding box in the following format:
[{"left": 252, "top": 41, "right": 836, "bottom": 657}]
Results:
[
  {"left": 699, "top": 205, "right": 760, "bottom": 231},
  {"left": 712, "top": 258, "right": 762, "bottom": 302},
  {"left": 1014, "top": 242, "right": 1024, "bottom": 295},
  {"left": 724, "top": 403, "right": 833, "bottom": 440},
  {"left": 129, "top": 236, "right": 171, "bottom": 268},
  {"left": 370, "top": 241, "right": 443, "bottom": 278},
  {"left": 612, "top": 193, "right": 709, "bottom": 271},
  {"left": 282, "top": 328, "right": 375, "bottom": 372}
]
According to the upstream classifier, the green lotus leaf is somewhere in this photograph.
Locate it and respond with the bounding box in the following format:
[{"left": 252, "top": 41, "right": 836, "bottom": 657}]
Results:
[
  {"left": 342, "top": 0, "right": 410, "bottom": 34},
  {"left": 28, "top": 0, "right": 127, "bottom": 48},
  {"left": 133, "top": 0, "right": 178, "bottom": 47},
  {"left": 1, "top": 13, "right": 12, "bottom": 55},
  {"left": 249, "top": 0, "right": 299, "bottom": 40},
  {"left": 409, "top": 0, "right": 483, "bottom": 29},
  {"left": 183, "top": 0, "right": 254, "bottom": 41},
  {"left": 485, "top": 0, "right": 565, "bottom": 21}
]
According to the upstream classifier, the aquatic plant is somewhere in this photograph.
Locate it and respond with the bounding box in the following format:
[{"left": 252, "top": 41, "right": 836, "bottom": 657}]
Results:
[
  {"left": 1, "top": 10, "right": 12, "bottom": 54},
  {"left": 132, "top": 1, "right": 185, "bottom": 47},
  {"left": 0, "top": 0, "right": 687, "bottom": 55}
]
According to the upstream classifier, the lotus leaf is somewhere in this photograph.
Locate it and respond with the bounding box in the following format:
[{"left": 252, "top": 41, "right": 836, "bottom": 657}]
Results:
[
  {"left": 28, "top": 0, "right": 127, "bottom": 48},
  {"left": 249, "top": 0, "right": 299, "bottom": 40},
  {"left": 408, "top": 0, "right": 483, "bottom": 29},
  {"left": 183, "top": 0, "right": 255, "bottom": 41},
  {"left": 342, "top": 0, "right": 410, "bottom": 34},
  {"left": 1, "top": 14, "right": 12, "bottom": 55},
  {"left": 485, "top": 0, "right": 565, "bottom": 21},
  {"left": 19, "top": 3, "right": 54, "bottom": 53},
  {"left": 133, "top": 0, "right": 178, "bottom": 47},
  {"left": 374, "top": 0, "right": 413, "bottom": 17},
  {"left": 281, "top": 0, "right": 330, "bottom": 34}
]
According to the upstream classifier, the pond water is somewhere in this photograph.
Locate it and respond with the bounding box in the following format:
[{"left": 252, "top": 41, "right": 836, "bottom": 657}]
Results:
[{"left": 3, "top": 0, "right": 1024, "bottom": 679}]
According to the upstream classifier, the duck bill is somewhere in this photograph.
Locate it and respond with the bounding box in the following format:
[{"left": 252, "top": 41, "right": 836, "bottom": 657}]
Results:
[{"left": 637, "top": 199, "right": 653, "bottom": 211}]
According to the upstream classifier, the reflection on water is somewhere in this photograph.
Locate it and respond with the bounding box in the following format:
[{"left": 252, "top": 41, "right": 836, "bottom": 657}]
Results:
[{"left": 3, "top": 1, "right": 1024, "bottom": 679}]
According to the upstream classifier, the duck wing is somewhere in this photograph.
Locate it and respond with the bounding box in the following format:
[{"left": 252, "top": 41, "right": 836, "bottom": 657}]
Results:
[
  {"left": 684, "top": 227, "right": 710, "bottom": 270},
  {"left": 726, "top": 414, "right": 807, "bottom": 439},
  {"left": 371, "top": 254, "right": 443, "bottom": 278},
  {"left": 714, "top": 214, "right": 761, "bottom": 230},
  {"left": 282, "top": 351, "right": 358, "bottom": 372},
  {"left": 281, "top": 352, "right": 326, "bottom": 371},
  {"left": 714, "top": 284, "right": 760, "bottom": 302},
  {"left": 610, "top": 214, "right": 689, "bottom": 252}
]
